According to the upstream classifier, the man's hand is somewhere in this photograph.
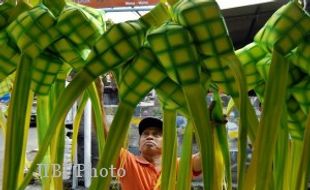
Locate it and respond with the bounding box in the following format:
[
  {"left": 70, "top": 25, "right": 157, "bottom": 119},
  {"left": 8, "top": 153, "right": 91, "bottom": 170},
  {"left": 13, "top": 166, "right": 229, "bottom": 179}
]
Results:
[{"left": 209, "top": 100, "right": 228, "bottom": 126}]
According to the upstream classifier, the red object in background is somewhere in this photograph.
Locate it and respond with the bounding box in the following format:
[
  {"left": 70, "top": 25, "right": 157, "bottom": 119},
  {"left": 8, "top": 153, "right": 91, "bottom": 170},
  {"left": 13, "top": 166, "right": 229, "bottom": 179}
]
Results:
[{"left": 75, "top": 0, "right": 159, "bottom": 8}]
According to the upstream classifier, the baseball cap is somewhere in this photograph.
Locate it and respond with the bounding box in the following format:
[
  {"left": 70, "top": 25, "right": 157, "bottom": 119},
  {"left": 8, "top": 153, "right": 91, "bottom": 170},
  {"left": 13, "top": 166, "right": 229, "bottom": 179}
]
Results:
[{"left": 138, "top": 117, "right": 163, "bottom": 135}]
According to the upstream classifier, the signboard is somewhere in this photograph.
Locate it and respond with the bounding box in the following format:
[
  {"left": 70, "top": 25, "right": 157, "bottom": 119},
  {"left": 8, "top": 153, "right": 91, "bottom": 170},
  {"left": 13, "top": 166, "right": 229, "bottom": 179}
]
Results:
[{"left": 75, "top": 0, "right": 159, "bottom": 8}]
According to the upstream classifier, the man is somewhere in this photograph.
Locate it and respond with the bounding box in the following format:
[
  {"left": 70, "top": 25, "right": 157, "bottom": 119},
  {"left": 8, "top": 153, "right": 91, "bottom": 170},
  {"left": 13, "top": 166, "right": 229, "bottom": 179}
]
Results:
[{"left": 117, "top": 117, "right": 202, "bottom": 190}]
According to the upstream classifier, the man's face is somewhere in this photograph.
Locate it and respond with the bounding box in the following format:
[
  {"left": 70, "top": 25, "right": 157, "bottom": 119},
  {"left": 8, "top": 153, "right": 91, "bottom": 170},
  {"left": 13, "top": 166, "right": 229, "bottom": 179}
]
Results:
[{"left": 139, "top": 127, "right": 163, "bottom": 155}]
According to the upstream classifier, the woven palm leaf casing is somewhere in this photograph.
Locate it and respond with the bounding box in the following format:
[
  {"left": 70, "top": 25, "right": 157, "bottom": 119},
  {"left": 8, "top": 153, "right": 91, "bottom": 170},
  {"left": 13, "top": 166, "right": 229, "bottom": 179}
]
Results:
[
  {"left": 56, "top": 63, "right": 71, "bottom": 81},
  {"left": 0, "top": 32, "right": 20, "bottom": 80},
  {"left": 201, "top": 55, "right": 239, "bottom": 97},
  {"left": 173, "top": 0, "right": 234, "bottom": 56},
  {"left": 147, "top": 22, "right": 201, "bottom": 86},
  {"left": 0, "top": 72, "right": 15, "bottom": 97},
  {"left": 0, "top": 1, "right": 31, "bottom": 29},
  {"left": 289, "top": 38, "right": 310, "bottom": 75},
  {"left": 84, "top": 20, "right": 147, "bottom": 79},
  {"left": 89, "top": 48, "right": 165, "bottom": 190},
  {"left": 57, "top": 5, "right": 104, "bottom": 48},
  {"left": 0, "top": 2, "right": 14, "bottom": 28},
  {"left": 155, "top": 77, "right": 188, "bottom": 115},
  {"left": 52, "top": 38, "right": 90, "bottom": 70},
  {"left": 172, "top": 0, "right": 241, "bottom": 99},
  {"left": 256, "top": 55, "right": 271, "bottom": 81},
  {"left": 257, "top": 55, "right": 307, "bottom": 88},
  {"left": 139, "top": 2, "right": 170, "bottom": 28},
  {"left": 0, "top": 30, "right": 7, "bottom": 44},
  {"left": 254, "top": 1, "right": 310, "bottom": 55},
  {"left": 287, "top": 96, "right": 307, "bottom": 140},
  {"left": 31, "top": 52, "right": 63, "bottom": 95},
  {"left": 148, "top": 21, "right": 216, "bottom": 190},
  {"left": 69, "top": 2, "right": 106, "bottom": 30},
  {"left": 291, "top": 78, "right": 310, "bottom": 115},
  {"left": 118, "top": 47, "right": 166, "bottom": 107},
  {"left": 236, "top": 43, "right": 266, "bottom": 91},
  {"left": 6, "top": 3, "right": 60, "bottom": 58}
]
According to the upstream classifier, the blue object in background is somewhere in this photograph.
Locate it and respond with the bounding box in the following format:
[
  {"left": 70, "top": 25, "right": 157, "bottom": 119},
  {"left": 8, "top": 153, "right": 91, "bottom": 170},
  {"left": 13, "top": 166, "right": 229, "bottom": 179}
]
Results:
[
  {"left": 176, "top": 116, "right": 187, "bottom": 128},
  {"left": 0, "top": 93, "right": 10, "bottom": 104}
]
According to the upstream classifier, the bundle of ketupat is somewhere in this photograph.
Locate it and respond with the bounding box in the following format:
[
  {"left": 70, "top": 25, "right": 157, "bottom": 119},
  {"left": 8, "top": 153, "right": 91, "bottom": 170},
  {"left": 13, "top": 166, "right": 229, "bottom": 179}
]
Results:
[
  {"left": 1, "top": 0, "right": 310, "bottom": 190},
  {"left": 0, "top": 1, "right": 31, "bottom": 81},
  {"left": 91, "top": 46, "right": 168, "bottom": 189},
  {"left": 52, "top": 2, "right": 106, "bottom": 70},
  {"left": 19, "top": 3, "right": 171, "bottom": 189},
  {"left": 147, "top": 21, "right": 217, "bottom": 189},
  {"left": 238, "top": 2, "right": 310, "bottom": 190}
]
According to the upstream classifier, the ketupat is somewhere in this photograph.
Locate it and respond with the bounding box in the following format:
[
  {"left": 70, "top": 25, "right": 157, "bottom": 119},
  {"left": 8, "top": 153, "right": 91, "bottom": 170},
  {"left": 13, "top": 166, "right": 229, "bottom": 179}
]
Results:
[
  {"left": 0, "top": 72, "right": 15, "bottom": 97},
  {"left": 3, "top": 3, "right": 64, "bottom": 189},
  {"left": 57, "top": 4, "right": 104, "bottom": 49},
  {"left": 20, "top": 4, "right": 171, "bottom": 188},
  {"left": 235, "top": 42, "right": 266, "bottom": 91},
  {"left": 173, "top": 0, "right": 233, "bottom": 56},
  {"left": 155, "top": 78, "right": 189, "bottom": 190},
  {"left": 251, "top": 1, "right": 310, "bottom": 141},
  {"left": 244, "top": 2, "right": 310, "bottom": 189},
  {"left": 256, "top": 55, "right": 306, "bottom": 88},
  {"left": 6, "top": 3, "right": 61, "bottom": 58},
  {"left": 155, "top": 77, "right": 229, "bottom": 189},
  {"left": 255, "top": 54, "right": 308, "bottom": 140},
  {"left": 289, "top": 36, "right": 310, "bottom": 76},
  {"left": 0, "top": 33, "right": 20, "bottom": 80},
  {"left": 0, "top": 1, "right": 308, "bottom": 189},
  {"left": 287, "top": 96, "right": 307, "bottom": 140},
  {"left": 254, "top": 1, "right": 310, "bottom": 55},
  {"left": 171, "top": 4, "right": 258, "bottom": 186},
  {"left": 156, "top": 78, "right": 188, "bottom": 114},
  {"left": 30, "top": 52, "right": 63, "bottom": 95},
  {"left": 0, "top": 1, "right": 32, "bottom": 29},
  {"left": 171, "top": 0, "right": 256, "bottom": 117},
  {"left": 72, "top": 2, "right": 106, "bottom": 30},
  {"left": 0, "top": 1, "right": 31, "bottom": 81},
  {"left": 52, "top": 38, "right": 91, "bottom": 70},
  {"left": 291, "top": 78, "right": 310, "bottom": 118},
  {"left": 90, "top": 46, "right": 167, "bottom": 190},
  {"left": 147, "top": 21, "right": 216, "bottom": 189},
  {"left": 53, "top": 3, "right": 106, "bottom": 70}
]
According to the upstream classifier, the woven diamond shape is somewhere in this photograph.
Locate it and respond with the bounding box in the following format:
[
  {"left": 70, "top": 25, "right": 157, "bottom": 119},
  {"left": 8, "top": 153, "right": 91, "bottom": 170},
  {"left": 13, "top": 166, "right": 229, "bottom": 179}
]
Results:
[
  {"left": 155, "top": 77, "right": 188, "bottom": 114},
  {"left": 57, "top": 5, "right": 103, "bottom": 48},
  {"left": 236, "top": 43, "right": 266, "bottom": 90},
  {"left": 31, "top": 52, "right": 62, "bottom": 95},
  {"left": 254, "top": 2, "right": 310, "bottom": 55},
  {"left": 147, "top": 22, "right": 200, "bottom": 86},
  {"left": 53, "top": 38, "right": 90, "bottom": 70},
  {"left": 84, "top": 21, "right": 146, "bottom": 79},
  {"left": 0, "top": 37, "right": 20, "bottom": 80},
  {"left": 289, "top": 39, "right": 310, "bottom": 75},
  {"left": 6, "top": 4, "right": 60, "bottom": 58},
  {"left": 287, "top": 96, "right": 306, "bottom": 140},
  {"left": 119, "top": 47, "right": 166, "bottom": 107},
  {"left": 173, "top": 0, "right": 234, "bottom": 56}
]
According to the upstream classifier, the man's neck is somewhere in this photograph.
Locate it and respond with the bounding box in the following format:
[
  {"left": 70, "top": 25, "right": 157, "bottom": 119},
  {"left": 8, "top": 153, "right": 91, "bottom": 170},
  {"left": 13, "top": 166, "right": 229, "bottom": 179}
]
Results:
[{"left": 141, "top": 153, "right": 161, "bottom": 168}]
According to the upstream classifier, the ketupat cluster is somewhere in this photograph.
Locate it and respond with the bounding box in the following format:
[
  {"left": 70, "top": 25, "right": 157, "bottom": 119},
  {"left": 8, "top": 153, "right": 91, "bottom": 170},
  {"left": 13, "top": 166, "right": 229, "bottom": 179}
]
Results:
[
  {"left": 236, "top": 2, "right": 310, "bottom": 189},
  {"left": 0, "top": 0, "right": 108, "bottom": 189},
  {"left": 1, "top": 0, "right": 310, "bottom": 190}
]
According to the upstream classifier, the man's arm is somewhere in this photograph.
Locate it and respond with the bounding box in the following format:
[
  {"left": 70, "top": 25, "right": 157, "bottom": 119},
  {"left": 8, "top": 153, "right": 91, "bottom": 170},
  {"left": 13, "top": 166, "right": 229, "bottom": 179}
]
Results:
[{"left": 192, "top": 152, "right": 202, "bottom": 174}]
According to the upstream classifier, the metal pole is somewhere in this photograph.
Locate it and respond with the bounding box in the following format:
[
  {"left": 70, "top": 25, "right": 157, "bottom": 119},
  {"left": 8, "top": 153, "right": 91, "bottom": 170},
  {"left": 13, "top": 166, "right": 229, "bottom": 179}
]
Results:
[
  {"left": 72, "top": 146, "right": 78, "bottom": 189},
  {"left": 84, "top": 99, "right": 92, "bottom": 188}
]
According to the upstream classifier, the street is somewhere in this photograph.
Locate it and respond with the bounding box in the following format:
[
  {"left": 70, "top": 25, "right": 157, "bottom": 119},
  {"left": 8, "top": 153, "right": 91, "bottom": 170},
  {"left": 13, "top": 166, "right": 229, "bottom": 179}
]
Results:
[{"left": 0, "top": 127, "right": 38, "bottom": 187}]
